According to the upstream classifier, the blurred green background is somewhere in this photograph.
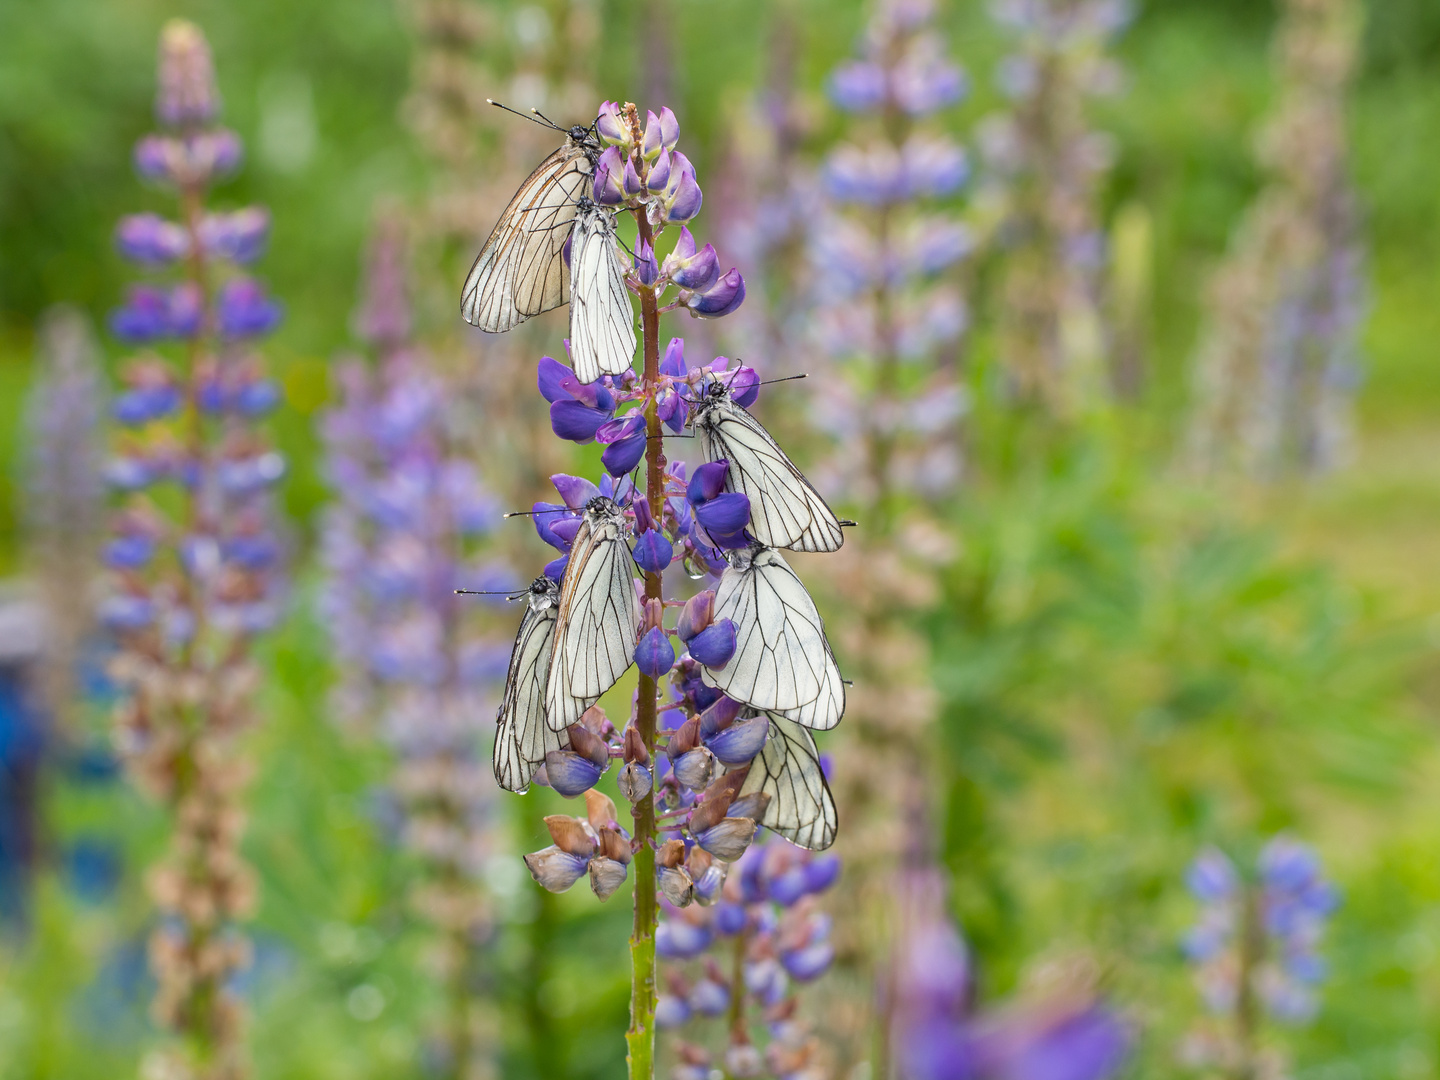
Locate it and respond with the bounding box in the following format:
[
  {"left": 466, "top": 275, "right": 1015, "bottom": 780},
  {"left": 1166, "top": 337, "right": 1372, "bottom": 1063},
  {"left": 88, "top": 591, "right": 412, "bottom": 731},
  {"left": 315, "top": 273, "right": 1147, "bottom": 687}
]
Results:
[{"left": 2, "top": 0, "right": 1440, "bottom": 1077}]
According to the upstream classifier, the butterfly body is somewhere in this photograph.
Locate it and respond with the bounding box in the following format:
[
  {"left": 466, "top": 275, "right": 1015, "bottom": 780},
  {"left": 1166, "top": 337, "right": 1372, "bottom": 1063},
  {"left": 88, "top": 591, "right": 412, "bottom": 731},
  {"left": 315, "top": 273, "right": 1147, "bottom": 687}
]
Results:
[
  {"left": 461, "top": 127, "right": 601, "bottom": 333},
  {"left": 568, "top": 199, "right": 637, "bottom": 384},
  {"left": 692, "top": 383, "right": 845, "bottom": 553},
  {"left": 544, "top": 497, "right": 642, "bottom": 733},
  {"left": 699, "top": 542, "right": 845, "bottom": 730},
  {"left": 494, "top": 576, "right": 563, "bottom": 792}
]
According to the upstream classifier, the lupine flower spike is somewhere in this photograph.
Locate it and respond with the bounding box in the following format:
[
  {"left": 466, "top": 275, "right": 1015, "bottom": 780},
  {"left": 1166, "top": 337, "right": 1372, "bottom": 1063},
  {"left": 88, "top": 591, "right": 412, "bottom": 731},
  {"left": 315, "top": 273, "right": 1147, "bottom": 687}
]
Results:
[
  {"left": 104, "top": 21, "right": 284, "bottom": 1079},
  {"left": 1187, "top": 0, "right": 1365, "bottom": 477},
  {"left": 465, "top": 101, "right": 846, "bottom": 1080},
  {"left": 1181, "top": 838, "right": 1339, "bottom": 1077},
  {"left": 24, "top": 307, "right": 106, "bottom": 735},
  {"left": 979, "top": 0, "right": 1132, "bottom": 414},
  {"left": 320, "top": 214, "right": 512, "bottom": 1075}
]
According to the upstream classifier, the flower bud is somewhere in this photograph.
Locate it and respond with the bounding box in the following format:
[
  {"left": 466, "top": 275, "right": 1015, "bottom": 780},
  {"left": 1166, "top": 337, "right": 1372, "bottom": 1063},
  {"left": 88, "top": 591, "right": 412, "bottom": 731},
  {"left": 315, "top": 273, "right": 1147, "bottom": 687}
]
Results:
[
  {"left": 635, "top": 626, "right": 677, "bottom": 679},
  {"left": 694, "top": 494, "right": 750, "bottom": 542},
  {"left": 727, "top": 366, "right": 761, "bottom": 408},
  {"left": 633, "top": 235, "right": 659, "bottom": 286},
  {"left": 630, "top": 495, "right": 657, "bottom": 534},
  {"left": 725, "top": 1043, "right": 764, "bottom": 1079},
  {"left": 115, "top": 214, "right": 189, "bottom": 264},
  {"left": 664, "top": 231, "right": 721, "bottom": 291},
  {"left": 646, "top": 148, "right": 672, "bottom": 193},
  {"left": 623, "top": 724, "right": 650, "bottom": 766},
  {"left": 544, "top": 749, "right": 604, "bottom": 797},
  {"left": 661, "top": 336, "right": 687, "bottom": 377},
  {"left": 697, "top": 694, "right": 743, "bottom": 735},
  {"left": 198, "top": 207, "right": 270, "bottom": 263},
  {"left": 618, "top": 761, "right": 653, "bottom": 803},
  {"left": 829, "top": 60, "right": 887, "bottom": 112},
  {"left": 685, "top": 268, "right": 746, "bottom": 319},
  {"left": 694, "top": 816, "right": 758, "bottom": 862},
  {"left": 568, "top": 724, "right": 611, "bottom": 770},
  {"left": 593, "top": 146, "right": 626, "bottom": 205},
  {"left": 584, "top": 789, "right": 620, "bottom": 834},
  {"left": 156, "top": 20, "right": 219, "bottom": 128},
  {"left": 642, "top": 107, "right": 679, "bottom": 161},
  {"left": 689, "top": 977, "right": 729, "bottom": 1016},
  {"left": 727, "top": 791, "right": 771, "bottom": 825},
  {"left": 597, "top": 412, "right": 647, "bottom": 476},
  {"left": 781, "top": 941, "right": 835, "bottom": 981},
  {"left": 633, "top": 530, "right": 673, "bottom": 575},
  {"left": 714, "top": 902, "right": 747, "bottom": 936},
  {"left": 676, "top": 591, "right": 715, "bottom": 642},
  {"left": 589, "top": 856, "right": 629, "bottom": 901},
  {"left": 658, "top": 866, "right": 696, "bottom": 909},
  {"left": 706, "top": 713, "right": 769, "bottom": 766},
  {"left": 657, "top": 920, "right": 712, "bottom": 960},
  {"left": 543, "top": 554, "right": 568, "bottom": 582},
  {"left": 688, "top": 619, "right": 738, "bottom": 668},
  {"left": 655, "top": 994, "right": 691, "bottom": 1028},
  {"left": 672, "top": 747, "right": 717, "bottom": 791},
  {"left": 663, "top": 164, "right": 704, "bottom": 224},
  {"left": 544, "top": 814, "right": 598, "bottom": 856},
  {"left": 668, "top": 714, "right": 703, "bottom": 757},
  {"left": 217, "top": 278, "right": 282, "bottom": 339},
  {"left": 596, "top": 101, "right": 630, "bottom": 148},
  {"left": 623, "top": 155, "right": 644, "bottom": 199},
  {"left": 523, "top": 846, "right": 590, "bottom": 893}
]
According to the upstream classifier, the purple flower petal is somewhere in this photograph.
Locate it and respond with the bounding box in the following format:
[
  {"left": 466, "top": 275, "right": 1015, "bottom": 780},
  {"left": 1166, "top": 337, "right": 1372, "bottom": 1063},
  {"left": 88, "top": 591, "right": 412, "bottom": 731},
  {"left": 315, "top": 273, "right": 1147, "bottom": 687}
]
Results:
[
  {"left": 538, "top": 356, "right": 573, "bottom": 403},
  {"left": 635, "top": 626, "right": 676, "bottom": 679},
  {"left": 688, "top": 619, "right": 737, "bottom": 669},
  {"left": 551, "top": 473, "right": 600, "bottom": 510},
  {"left": 633, "top": 530, "right": 674, "bottom": 575},
  {"left": 550, "top": 400, "right": 610, "bottom": 443},
  {"left": 544, "top": 750, "right": 604, "bottom": 797},
  {"left": 694, "top": 492, "right": 750, "bottom": 537}
]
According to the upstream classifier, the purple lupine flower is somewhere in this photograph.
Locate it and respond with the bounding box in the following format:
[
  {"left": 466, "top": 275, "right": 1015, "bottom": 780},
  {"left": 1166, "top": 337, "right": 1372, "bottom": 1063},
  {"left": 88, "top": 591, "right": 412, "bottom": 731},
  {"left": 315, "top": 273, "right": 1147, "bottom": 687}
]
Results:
[
  {"left": 979, "top": 0, "right": 1130, "bottom": 411},
  {"left": 1181, "top": 837, "right": 1339, "bottom": 1071},
  {"left": 892, "top": 862, "right": 1130, "bottom": 1080},
  {"left": 1188, "top": 0, "right": 1365, "bottom": 476},
  {"left": 102, "top": 22, "right": 286, "bottom": 1071},
  {"left": 473, "top": 97, "right": 844, "bottom": 1076}
]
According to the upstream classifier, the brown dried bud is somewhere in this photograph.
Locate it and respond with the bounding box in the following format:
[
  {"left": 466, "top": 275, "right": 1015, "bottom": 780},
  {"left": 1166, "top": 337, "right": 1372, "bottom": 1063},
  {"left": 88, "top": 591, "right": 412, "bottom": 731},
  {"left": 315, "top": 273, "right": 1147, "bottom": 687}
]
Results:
[
  {"left": 657, "top": 837, "right": 687, "bottom": 869},
  {"left": 543, "top": 814, "right": 597, "bottom": 856},
  {"left": 668, "top": 714, "right": 703, "bottom": 756},
  {"left": 623, "top": 724, "right": 649, "bottom": 765},
  {"left": 658, "top": 865, "right": 695, "bottom": 907},
  {"left": 584, "top": 788, "right": 619, "bottom": 832},
  {"left": 567, "top": 723, "right": 611, "bottom": 770},
  {"left": 588, "top": 857, "right": 629, "bottom": 901},
  {"left": 596, "top": 826, "right": 632, "bottom": 865}
]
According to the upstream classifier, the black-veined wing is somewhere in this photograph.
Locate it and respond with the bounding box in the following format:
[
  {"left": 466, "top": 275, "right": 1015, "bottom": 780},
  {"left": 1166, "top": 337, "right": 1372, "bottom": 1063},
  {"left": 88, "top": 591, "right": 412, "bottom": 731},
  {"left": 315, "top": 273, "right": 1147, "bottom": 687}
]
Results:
[
  {"left": 698, "top": 543, "right": 845, "bottom": 730},
  {"left": 460, "top": 136, "right": 595, "bottom": 333},
  {"left": 544, "top": 497, "right": 642, "bottom": 732},
  {"left": 494, "top": 578, "right": 563, "bottom": 793},
  {"left": 569, "top": 201, "right": 636, "bottom": 384},
  {"left": 693, "top": 387, "right": 845, "bottom": 553},
  {"left": 738, "top": 712, "right": 837, "bottom": 851}
]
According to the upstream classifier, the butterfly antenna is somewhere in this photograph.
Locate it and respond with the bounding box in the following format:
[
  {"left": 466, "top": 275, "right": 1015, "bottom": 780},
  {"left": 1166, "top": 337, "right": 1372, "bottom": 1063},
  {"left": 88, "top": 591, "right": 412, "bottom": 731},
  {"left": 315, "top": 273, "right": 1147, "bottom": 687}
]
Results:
[
  {"left": 530, "top": 106, "right": 566, "bottom": 131},
  {"left": 759, "top": 374, "right": 808, "bottom": 386},
  {"left": 503, "top": 508, "right": 570, "bottom": 518},
  {"left": 456, "top": 589, "right": 526, "bottom": 600},
  {"left": 487, "top": 99, "right": 561, "bottom": 130},
  {"left": 840, "top": 519, "right": 858, "bottom": 528}
]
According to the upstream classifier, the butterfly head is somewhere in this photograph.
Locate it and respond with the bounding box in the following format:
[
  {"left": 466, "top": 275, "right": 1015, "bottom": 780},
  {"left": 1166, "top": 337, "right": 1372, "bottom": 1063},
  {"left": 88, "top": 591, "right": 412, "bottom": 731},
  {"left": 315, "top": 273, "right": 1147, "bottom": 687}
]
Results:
[
  {"left": 724, "top": 541, "right": 767, "bottom": 572},
  {"left": 569, "top": 123, "right": 602, "bottom": 157},
  {"left": 584, "top": 495, "right": 621, "bottom": 523},
  {"left": 527, "top": 575, "right": 560, "bottom": 611}
]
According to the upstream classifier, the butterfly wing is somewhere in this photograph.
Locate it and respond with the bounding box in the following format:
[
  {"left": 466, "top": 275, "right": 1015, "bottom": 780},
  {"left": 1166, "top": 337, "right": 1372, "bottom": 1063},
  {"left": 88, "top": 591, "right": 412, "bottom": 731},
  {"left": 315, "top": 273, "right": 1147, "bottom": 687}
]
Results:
[
  {"left": 697, "top": 398, "right": 844, "bottom": 553},
  {"left": 545, "top": 513, "right": 642, "bottom": 732},
  {"left": 739, "top": 713, "right": 837, "bottom": 851},
  {"left": 460, "top": 142, "right": 592, "bottom": 332},
  {"left": 569, "top": 207, "right": 637, "bottom": 384},
  {"left": 494, "top": 600, "right": 561, "bottom": 792},
  {"left": 699, "top": 547, "right": 845, "bottom": 730}
]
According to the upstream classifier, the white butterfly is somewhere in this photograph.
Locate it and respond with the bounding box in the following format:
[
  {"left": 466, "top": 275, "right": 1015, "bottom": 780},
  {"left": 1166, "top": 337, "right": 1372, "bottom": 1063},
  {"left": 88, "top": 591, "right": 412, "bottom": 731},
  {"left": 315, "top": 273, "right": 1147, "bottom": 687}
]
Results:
[
  {"left": 699, "top": 543, "right": 845, "bottom": 730},
  {"left": 568, "top": 199, "right": 637, "bottom": 384},
  {"left": 691, "top": 380, "right": 846, "bottom": 553},
  {"left": 738, "top": 711, "right": 838, "bottom": 851},
  {"left": 460, "top": 120, "right": 600, "bottom": 333},
  {"left": 545, "top": 497, "right": 643, "bottom": 732},
  {"left": 494, "top": 577, "right": 563, "bottom": 793}
]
